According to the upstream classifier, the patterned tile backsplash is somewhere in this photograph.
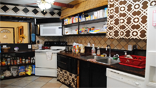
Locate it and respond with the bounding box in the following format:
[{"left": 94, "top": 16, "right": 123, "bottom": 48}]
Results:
[{"left": 34, "top": 35, "right": 146, "bottom": 50}]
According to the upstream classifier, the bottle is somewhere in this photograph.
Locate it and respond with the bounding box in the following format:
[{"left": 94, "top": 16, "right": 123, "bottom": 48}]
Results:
[
  {"left": 14, "top": 57, "right": 17, "bottom": 65},
  {"left": 7, "top": 58, "right": 10, "bottom": 65},
  {"left": 2, "top": 58, "right": 6, "bottom": 66},
  {"left": 97, "top": 46, "right": 101, "bottom": 56},
  {"left": 26, "top": 58, "right": 28, "bottom": 64},
  {"left": 17, "top": 57, "right": 20, "bottom": 65},
  {"left": 32, "top": 57, "right": 35, "bottom": 63},
  {"left": 31, "top": 57, "right": 33, "bottom": 63},
  {"left": 28, "top": 57, "right": 31, "bottom": 63},
  {"left": 11, "top": 57, "right": 14, "bottom": 65},
  {"left": 19, "top": 57, "right": 22, "bottom": 64},
  {"left": 0, "top": 60, "right": 1, "bottom": 66},
  {"left": 0, "top": 46, "right": 1, "bottom": 53},
  {"left": 92, "top": 44, "right": 96, "bottom": 56},
  {"left": 5, "top": 59, "right": 7, "bottom": 65},
  {"left": 22, "top": 57, "right": 25, "bottom": 64}
]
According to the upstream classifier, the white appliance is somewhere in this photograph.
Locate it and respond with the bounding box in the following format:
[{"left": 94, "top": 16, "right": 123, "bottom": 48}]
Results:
[
  {"left": 35, "top": 46, "right": 65, "bottom": 77},
  {"left": 145, "top": 5, "right": 156, "bottom": 88},
  {"left": 40, "top": 23, "right": 62, "bottom": 36},
  {"left": 106, "top": 68, "right": 145, "bottom": 88}
]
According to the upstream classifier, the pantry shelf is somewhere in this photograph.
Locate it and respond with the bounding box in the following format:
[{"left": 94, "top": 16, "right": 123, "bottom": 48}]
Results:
[
  {"left": 63, "top": 22, "right": 78, "bottom": 27},
  {"left": 63, "top": 33, "right": 106, "bottom": 36},
  {"left": 0, "top": 63, "right": 35, "bottom": 67},
  {"left": 1, "top": 74, "right": 35, "bottom": 80},
  {"left": 80, "top": 17, "right": 107, "bottom": 25}
]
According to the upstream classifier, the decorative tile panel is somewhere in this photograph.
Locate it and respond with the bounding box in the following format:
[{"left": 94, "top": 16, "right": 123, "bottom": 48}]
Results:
[
  {"left": 150, "top": 0, "right": 156, "bottom": 6},
  {"left": 57, "top": 67, "right": 77, "bottom": 88},
  {"left": 107, "top": 0, "right": 149, "bottom": 39},
  {"left": 0, "top": 4, "right": 60, "bottom": 18}
]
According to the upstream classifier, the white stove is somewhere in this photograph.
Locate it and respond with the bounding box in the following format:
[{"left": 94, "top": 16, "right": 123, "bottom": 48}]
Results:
[{"left": 35, "top": 42, "right": 66, "bottom": 77}]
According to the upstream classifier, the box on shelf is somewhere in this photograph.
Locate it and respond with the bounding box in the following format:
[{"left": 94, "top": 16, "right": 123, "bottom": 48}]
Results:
[{"left": 18, "top": 66, "right": 26, "bottom": 76}]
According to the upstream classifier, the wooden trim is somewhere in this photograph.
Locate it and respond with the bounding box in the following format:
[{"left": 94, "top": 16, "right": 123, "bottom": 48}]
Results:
[
  {"left": 60, "top": 0, "right": 108, "bottom": 19},
  {"left": 77, "top": 60, "right": 80, "bottom": 88}
]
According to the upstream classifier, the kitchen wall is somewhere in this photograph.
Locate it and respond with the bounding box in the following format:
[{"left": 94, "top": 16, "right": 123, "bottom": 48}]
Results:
[
  {"left": 32, "top": 36, "right": 60, "bottom": 49},
  {"left": 0, "top": 21, "right": 29, "bottom": 43},
  {"left": 34, "top": 35, "right": 146, "bottom": 50}
]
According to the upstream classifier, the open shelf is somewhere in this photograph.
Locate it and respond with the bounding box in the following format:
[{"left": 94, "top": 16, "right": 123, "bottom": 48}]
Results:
[
  {"left": 1, "top": 63, "right": 35, "bottom": 67},
  {"left": 1, "top": 50, "right": 34, "bottom": 54},
  {"left": 63, "top": 33, "right": 106, "bottom": 36},
  {"left": 1, "top": 74, "right": 35, "bottom": 80},
  {"left": 63, "top": 22, "right": 78, "bottom": 27},
  {"left": 80, "top": 17, "right": 107, "bottom": 25}
]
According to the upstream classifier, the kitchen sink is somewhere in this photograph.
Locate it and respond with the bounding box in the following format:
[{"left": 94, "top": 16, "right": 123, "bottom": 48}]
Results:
[{"left": 80, "top": 55, "right": 119, "bottom": 65}]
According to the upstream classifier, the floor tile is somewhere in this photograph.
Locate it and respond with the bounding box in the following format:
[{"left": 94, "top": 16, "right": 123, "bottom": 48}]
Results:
[
  {"left": 1, "top": 79, "right": 19, "bottom": 85},
  {"left": 49, "top": 78, "right": 61, "bottom": 83},
  {"left": 35, "top": 77, "right": 53, "bottom": 83},
  {"left": 11, "top": 80, "right": 31, "bottom": 87},
  {"left": 21, "top": 76, "right": 39, "bottom": 81},
  {"left": 0, "top": 84, "right": 8, "bottom": 87},
  {"left": 60, "top": 84, "right": 69, "bottom": 88},
  {"left": 41, "top": 83, "right": 62, "bottom": 88},
  {"left": 4, "top": 85, "right": 23, "bottom": 88},
  {"left": 24, "top": 81, "right": 46, "bottom": 88}
]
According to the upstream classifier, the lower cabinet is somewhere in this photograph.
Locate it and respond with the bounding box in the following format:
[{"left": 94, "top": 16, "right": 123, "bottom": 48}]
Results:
[
  {"left": 79, "top": 60, "right": 107, "bottom": 88},
  {"left": 57, "top": 54, "right": 77, "bottom": 88},
  {"left": 57, "top": 54, "right": 107, "bottom": 88},
  {"left": 79, "top": 60, "right": 90, "bottom": 87},
  {"left": 90, "top": 63, "right": 107, "bottom": 88}
]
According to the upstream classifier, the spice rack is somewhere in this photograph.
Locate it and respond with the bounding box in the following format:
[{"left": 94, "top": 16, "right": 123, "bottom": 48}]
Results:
[{"left": 0, "top": 50, "right": 35, "bottom": 80}]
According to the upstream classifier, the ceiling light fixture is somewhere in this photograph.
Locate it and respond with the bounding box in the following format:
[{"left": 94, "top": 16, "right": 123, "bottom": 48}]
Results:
[{"left": 37, "top": 0, "right": 54, "bottom": 11}]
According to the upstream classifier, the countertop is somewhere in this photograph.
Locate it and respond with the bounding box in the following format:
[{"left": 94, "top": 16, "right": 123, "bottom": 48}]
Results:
[{"left": 58, "top": 52, "right": 145, "bottom": 77}]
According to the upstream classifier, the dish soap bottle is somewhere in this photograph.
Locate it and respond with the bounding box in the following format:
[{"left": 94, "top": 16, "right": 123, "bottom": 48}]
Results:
[
  {"left": 97, "top": 46, "right": 101, "bottom": 56},
  {"left": 92, "top": 44, "right": 96, "bottom": 56}
]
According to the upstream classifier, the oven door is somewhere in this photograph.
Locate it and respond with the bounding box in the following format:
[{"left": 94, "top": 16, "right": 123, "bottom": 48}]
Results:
[{"left": 35, "top": 52, "right": 57, "bottom": 68}]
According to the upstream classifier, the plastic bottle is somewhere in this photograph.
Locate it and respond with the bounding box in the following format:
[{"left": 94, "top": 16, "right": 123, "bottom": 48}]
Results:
[
  {"left": 97, "top": 46, "right": 101, "bottom": 56},
  {"left": 92, "top": 44, "right": 96, "bottom": 55}
]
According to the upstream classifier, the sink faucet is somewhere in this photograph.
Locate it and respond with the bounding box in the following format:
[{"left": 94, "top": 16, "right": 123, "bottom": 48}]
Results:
[{"left": 106, "top": 45, "right": 111, "bottom": 57}]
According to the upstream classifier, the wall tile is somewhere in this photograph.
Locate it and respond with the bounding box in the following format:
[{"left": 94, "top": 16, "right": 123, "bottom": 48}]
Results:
[{"left": 34, "top": 35, "right": 146, "bottom": 50}]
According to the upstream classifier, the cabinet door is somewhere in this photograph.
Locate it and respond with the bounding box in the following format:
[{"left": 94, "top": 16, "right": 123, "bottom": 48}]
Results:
[
  {"left": 90, "top": 63, "right": 107, "bottom": 88},
  {"left": 79, "top": 60, "right": 90, "bottom": 87},
  {"left": 69, "top": 58, "right": 77, "bottom": 74},
  {"left": 57, "top": 55, "right": 69, "bottom": 70}
]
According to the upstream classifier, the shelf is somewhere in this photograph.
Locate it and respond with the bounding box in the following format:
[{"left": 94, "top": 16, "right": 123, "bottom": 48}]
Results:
[
  {"left": 1, "top": 50, "right": 34, "bottom": 54},
  {"left": 63, "top": 17, "right": 107, "bottom": 27},
  {"left": 79, "top": 33, "right": 106, "bottom": 36},
  {"left": 1, "top": 63, "right": 35, "bottom": 67},
  {"left": 1, "top": 74, "right": 35, "bottom": 80},
  {"left": 63, "top": 34, "right": 79, "bottom": 36},
  {"left": 63, "top": 33, "right": 106, "bottom": 36},
  {"left": 63, "top": 22, "right": 78, "bottom": 27},
  {"left": 80, "top": 17, "right": 107, "bottom": 25}
]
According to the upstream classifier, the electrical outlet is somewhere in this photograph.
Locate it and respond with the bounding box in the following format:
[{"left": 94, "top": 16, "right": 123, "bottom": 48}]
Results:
[
  {"left": 3, "top": 45, "right": 7, "bottom": 48},
  {"left": 128, "top": 45, "right": 132, "bottom": 51},
  {"left": 28, "top": 45, "right": 31, "bottom": 49}
]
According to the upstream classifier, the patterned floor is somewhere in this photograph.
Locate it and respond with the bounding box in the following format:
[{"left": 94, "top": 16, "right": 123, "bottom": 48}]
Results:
[{"left": 0, "top": 76, "right": 69, "bottom": 88}]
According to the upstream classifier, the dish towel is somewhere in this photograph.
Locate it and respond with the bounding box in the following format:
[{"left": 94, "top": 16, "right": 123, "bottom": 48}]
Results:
[{"left": 46, "top": 52, "right": 53, "bottom": 60}]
